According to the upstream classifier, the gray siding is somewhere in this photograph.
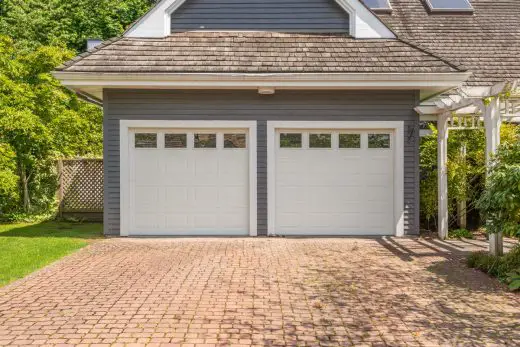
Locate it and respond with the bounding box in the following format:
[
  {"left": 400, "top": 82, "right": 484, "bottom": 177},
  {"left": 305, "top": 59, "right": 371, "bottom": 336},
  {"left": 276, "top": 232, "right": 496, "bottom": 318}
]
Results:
[
  {"left": 103, "top": 89, "right": 420, "bottom": 236},
  {"left": 170, "top": 0, "right": 350, "bottom": 32}
]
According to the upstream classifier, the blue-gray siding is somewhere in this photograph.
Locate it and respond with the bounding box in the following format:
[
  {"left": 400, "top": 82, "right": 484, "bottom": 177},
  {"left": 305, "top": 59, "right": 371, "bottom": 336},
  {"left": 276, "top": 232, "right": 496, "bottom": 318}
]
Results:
[
  {"left": 170, "top": 0, "right": 350, "bottom": 32},
  {"left": 103, "top": 89, "right": 420, "bottom": 236}
]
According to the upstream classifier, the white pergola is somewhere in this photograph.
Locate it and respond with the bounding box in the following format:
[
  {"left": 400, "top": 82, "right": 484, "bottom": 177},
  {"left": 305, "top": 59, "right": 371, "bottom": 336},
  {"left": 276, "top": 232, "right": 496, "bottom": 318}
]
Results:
[{"left": 416, "top": 80, "right": 520, "bottom": 255}]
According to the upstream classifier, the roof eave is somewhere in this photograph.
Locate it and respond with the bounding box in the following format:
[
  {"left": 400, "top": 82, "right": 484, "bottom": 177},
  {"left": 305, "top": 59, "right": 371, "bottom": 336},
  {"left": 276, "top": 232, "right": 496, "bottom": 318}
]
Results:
[{"left": 52, "top": 71, "right": 472, "bottom": 102}]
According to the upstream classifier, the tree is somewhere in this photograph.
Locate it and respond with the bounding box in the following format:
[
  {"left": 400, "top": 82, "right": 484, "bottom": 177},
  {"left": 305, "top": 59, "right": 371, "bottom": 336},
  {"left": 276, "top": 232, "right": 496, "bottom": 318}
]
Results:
[
  {"left": 0, "top": 1, "right": 156, "bottom": 215},
  {"left": 0, "top": 0, "right": 156, "bottom": 50},
  {"left": 0, "top": 35, "right": 102, "bottom": 213}
]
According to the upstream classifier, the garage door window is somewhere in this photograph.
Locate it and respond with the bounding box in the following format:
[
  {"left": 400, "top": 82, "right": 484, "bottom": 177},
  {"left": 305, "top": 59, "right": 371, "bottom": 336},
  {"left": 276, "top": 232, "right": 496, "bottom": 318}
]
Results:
[
  {"left": 339, "top": 134, "right": 361, "bottom": 149},
  {"left": 368, "top": 134, "right": 391, "bottom": 149},
  {"left": 224, "top": 134, "right": 247, "bottom": 149},
  {"left": 165, "top": 133, "right": 187, "bottom": 148},
  {"left": 309, "top": 134, "right": 332, "bottom": 148},
  {"left": 194, "top": 134, "right": 217, "bottom": 148},
  {"left": 135, "top": 133, "right": 157, "bottom": 148},
  {"left": 280, "top": 133, "right": 302, "bottom": 148}
]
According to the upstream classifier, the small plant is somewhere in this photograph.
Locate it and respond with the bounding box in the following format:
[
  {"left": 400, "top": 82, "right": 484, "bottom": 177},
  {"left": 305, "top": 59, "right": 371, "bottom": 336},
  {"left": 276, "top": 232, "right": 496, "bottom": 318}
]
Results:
[
  {"left": 449, "top": 228, "right": 474, "bottom": 239},
  {"left": 467, "top": 244, "right": 520, "bottom": 291},
  {"left": 505, "top": 269, "right": 520, "bottom": 291}
]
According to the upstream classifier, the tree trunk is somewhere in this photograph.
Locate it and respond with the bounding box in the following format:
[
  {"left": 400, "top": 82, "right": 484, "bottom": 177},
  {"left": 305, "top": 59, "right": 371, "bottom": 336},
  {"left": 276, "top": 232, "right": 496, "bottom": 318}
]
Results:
[{"left": 20, "top": 163, "right": 31, "bottom": 213}]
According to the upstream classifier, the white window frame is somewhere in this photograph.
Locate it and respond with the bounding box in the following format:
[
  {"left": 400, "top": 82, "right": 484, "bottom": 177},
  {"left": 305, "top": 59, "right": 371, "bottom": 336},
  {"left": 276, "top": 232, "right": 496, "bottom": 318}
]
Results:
[
  {"left": 120, "top": 120, "right": 257, "bottom": 237},
  {"left": 267, "top": 121, "right": 405, "bottom": 237}
]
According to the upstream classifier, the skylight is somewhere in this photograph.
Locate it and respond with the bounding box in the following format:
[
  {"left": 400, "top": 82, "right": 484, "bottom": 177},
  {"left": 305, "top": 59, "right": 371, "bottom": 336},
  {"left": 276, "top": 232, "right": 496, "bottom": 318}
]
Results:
[
  {"left": 425, "top": 0, "right": 474, "bottom": 12},
  {"left": 362, "top": 0, "right": 392, "bottom": 13}
]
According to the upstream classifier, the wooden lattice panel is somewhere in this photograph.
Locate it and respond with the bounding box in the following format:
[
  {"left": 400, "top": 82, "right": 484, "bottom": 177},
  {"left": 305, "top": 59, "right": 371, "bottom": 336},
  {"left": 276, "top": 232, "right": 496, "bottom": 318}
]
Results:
[{"left": 58, "top": 159, "right": 103, "bottom": 213}]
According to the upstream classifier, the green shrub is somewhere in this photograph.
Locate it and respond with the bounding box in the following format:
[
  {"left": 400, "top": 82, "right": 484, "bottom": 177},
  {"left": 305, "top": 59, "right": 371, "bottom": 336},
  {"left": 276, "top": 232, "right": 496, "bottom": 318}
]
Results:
[
  {"left": 449, "top": 228, "right": 474, "bottom": 239},
  {"left": 476, "top": 141, "right": 520, "bottom": 238},
  {"left": 467, "top": 244, "right": 520, "bottom": 290}
]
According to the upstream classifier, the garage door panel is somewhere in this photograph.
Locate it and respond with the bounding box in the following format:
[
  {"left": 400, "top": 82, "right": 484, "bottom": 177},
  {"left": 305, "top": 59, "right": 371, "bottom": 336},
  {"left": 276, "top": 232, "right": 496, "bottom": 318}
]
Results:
[
  {"left": 274, "top": 129, "right": 395, "bottom": 236},
  {"left": 135, "top": 213, "right": 165, "bottom": 230},
  {"left": 129, "top": 128, "right": 250, "bottom": 236}
]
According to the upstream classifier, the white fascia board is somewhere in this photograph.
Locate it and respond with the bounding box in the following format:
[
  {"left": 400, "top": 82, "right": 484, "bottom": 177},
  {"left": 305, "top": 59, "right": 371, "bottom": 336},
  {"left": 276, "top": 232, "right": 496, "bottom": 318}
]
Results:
[
  {"left": 125, "top": 0, "right": 187, "bottom": 37},
  {"left": 335, "top": 0, "right": 395, "bottom": 38},
  {"left": 124, "top": 0, "right": 395, "bottom": 39},
  {"left": 54, "top": 72, "right": 471, "bottom": 89}
]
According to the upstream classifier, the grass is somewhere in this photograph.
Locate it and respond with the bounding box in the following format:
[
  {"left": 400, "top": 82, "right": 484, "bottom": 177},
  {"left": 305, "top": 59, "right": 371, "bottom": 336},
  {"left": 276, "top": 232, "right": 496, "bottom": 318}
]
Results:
[{"left": 0, "top": 222, "right": 103, "bottom": 287}]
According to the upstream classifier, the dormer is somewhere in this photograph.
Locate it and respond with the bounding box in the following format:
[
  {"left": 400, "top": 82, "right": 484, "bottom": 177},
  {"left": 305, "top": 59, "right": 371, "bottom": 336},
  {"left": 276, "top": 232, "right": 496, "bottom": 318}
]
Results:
[{"left": 124, "top": 0, "right": 395, "bottom": 39}]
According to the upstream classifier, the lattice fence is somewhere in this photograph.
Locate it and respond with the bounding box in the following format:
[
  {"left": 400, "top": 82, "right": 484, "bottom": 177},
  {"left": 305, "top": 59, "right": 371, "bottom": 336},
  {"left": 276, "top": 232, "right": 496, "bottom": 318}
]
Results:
[{"left": 57, "top": 159, "right": 103, "bottom": 218}]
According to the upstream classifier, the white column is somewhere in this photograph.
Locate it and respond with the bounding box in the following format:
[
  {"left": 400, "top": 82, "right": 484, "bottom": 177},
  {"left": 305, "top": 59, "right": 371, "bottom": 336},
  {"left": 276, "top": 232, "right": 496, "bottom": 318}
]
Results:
[
  {"left": 437, "top": 112, "right": 450, "bottom": 240},
  {"left": 483, "top": 97, "right": 503, "bottom": 256}
]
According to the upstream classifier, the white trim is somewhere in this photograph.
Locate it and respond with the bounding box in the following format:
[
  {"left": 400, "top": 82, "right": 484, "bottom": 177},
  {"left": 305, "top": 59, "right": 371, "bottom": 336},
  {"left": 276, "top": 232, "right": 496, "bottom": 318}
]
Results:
[
  {"left": 124, "top": 0, "right": 395, "bottom": 39},
  {"left": 334, "top": 0, "right": 395, "bottom": 38},
  {"left": 54, "top": 72, "right": 471, "bottom": 99},
  {"left": 119, "top": 120, "right": 257, "bottom": 237},
  {"left": 267, "top": 121, "right": 405, "bottom": 237},
  {"left": 437, "top": 113, "right": 449, "bottom": 240}
]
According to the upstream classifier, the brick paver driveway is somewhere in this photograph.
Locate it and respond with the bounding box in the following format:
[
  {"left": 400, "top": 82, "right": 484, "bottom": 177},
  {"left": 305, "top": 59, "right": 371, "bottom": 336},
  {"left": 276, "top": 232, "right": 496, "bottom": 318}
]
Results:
[{"left": 0, "top": 237, "right": 519, "bottom": 346}]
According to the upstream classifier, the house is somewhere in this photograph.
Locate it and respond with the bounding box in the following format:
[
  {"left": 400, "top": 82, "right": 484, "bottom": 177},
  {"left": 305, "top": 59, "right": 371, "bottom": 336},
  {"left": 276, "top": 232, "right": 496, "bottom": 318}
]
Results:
[{"left": 53, "top": 0, "right": 520, "bottom": 240}]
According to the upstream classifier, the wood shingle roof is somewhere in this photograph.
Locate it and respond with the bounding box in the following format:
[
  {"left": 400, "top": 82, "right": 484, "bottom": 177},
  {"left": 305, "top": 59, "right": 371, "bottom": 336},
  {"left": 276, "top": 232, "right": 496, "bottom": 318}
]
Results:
[
  {"left": 57, "top": 32, "right": 463, "bottom": 74},
  {"left": 377, "top": 0, "right": 520, "bottom": 86}
]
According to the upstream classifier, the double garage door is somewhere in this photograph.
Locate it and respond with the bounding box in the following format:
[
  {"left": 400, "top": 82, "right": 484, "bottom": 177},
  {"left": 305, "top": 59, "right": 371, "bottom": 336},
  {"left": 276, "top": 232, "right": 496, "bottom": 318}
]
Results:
[{"left": 125, "top": 122, "right": 400, "bottom": 236}]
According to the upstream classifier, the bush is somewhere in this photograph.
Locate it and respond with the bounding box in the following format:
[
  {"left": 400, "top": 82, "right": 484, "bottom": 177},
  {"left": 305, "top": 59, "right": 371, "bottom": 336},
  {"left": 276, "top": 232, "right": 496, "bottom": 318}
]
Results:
[
  {"left": 448, "top": 228, "right": 474, "bottom": 239},
  {"left": 476, "top": 141, "right": 520, "bottom": 238},
  {"left": 467, "top": 244, "right": 520, "bottom": 290}
]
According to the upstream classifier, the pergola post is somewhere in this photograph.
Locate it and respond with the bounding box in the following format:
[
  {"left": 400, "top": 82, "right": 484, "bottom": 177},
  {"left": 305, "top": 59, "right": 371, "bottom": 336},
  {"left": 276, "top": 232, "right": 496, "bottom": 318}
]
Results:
[
  {"left": 483, "top": 97, "right": 503, "bottom": 256},
  {"left": 437, "top": 112, "right": 450, "bottom": 240}
]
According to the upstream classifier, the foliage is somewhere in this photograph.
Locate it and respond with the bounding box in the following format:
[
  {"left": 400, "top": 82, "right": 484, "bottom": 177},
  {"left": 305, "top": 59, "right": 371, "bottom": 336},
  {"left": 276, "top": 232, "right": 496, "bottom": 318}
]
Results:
[
  {"left": 420, "top": 123, "right": 520, "bottom": 231},
  {"left": 476, "top": 140, "right": 520, "bottom": 237},
  {"left": 0, "top": 221, "right": 103, "bottom": 287},
  {"left": 0, "top": 0, "right": 156, "bottom": 51},
  {"left": 506, "top": 269, "right": 520, "bottom": 291},
  {"left": 467, "top": 244, "right": 520, "bottom": 291},
  {"left": 0, "top": 1, "right": 155, "bottom": 215},
  {"left": 0, "top": 144, "right": 19, "bottom": 212},
  {"left": 448, "top": 228, "right": 473, "bottom": 239},
  {"left": 0, "top": 35, "right": 103, "bottom": 214}
]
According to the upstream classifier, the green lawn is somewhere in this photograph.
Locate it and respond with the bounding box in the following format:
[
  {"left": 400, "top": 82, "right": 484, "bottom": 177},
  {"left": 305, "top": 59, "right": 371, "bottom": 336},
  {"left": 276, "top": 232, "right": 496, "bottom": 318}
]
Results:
[{"left": 0, "top": 222, "right": 103, "bottom": 287}]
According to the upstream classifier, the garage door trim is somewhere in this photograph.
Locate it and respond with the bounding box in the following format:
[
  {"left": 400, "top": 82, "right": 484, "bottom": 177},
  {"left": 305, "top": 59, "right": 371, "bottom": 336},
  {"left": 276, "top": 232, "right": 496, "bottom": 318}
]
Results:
[
  {"left": 120, "top": 120, "right": 257, "bottom": 237},
  {"left": 267, "top": 121, "right": 404, "bottom": 237}
]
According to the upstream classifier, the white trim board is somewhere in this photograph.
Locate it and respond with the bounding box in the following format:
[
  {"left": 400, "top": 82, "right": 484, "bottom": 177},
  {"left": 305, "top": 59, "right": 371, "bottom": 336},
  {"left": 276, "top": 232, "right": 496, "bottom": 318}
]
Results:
[
  {"left": 267, "top": 121, "right": 405, "bottom": 237},
  {"left": 120, "top": 120, "right": 257, "bottom": 237},
  {"left": 53, "top": 71, "right": 471, "bottom": 102},
  {"left": 124, "top": 0, "right": 395, "bottom": 38}
]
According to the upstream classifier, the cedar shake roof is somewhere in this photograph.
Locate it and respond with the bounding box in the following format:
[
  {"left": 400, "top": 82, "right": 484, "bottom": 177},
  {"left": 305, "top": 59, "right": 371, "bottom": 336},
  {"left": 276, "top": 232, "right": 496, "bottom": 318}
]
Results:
[
  {"left": 376, "top": 0, "right": 520, "bottom": 86},
  {"left": 57, "top": 32, "right": 463, "bottom": 74}
]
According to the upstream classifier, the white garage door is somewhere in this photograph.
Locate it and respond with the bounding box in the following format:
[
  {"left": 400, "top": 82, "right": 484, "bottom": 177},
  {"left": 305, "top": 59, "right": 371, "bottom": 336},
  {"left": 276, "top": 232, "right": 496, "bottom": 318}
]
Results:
[
  {"left": 274, "top": 129, "right": 395, "bottom": 235},
  {"left": 128, "top": 129, "right": 250, "bottom": 236}
]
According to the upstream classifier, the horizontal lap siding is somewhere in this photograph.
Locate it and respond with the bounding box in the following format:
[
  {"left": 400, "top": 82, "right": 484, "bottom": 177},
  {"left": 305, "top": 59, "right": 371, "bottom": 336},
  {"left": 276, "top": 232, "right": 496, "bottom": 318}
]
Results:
[
  {"left": 104, "top": 89, "right": 420, "bottom": 236},
  {"left": 170, "top": 0, "right": 350, "bottom": 32}
]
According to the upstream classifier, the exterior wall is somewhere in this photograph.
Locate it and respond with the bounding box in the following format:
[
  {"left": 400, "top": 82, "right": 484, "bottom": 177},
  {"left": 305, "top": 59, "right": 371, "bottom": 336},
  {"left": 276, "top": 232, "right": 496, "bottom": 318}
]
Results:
[
  {"left": 104, "top": 89, "right": 420, "bottom": 236},
  {"left": 170, "top": 0, "right": 350, "bottom": 32}
]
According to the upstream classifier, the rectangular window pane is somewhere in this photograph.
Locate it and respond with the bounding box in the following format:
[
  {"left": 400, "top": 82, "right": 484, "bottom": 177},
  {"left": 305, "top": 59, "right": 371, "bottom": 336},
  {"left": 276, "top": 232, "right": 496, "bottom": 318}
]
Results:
[
  {"left": 339, "top": 134, "right": 361, "bottom": 149},
  {"left": 426, "top": 0, "right": 473, "bottom": 11},
  {"left": 165, "top": 133, "right": 187, "bottom": 148},
  {"left": 368, "top": 134, "right": 391, "bottom": 149},
  {"left": 280, "top": 133, "right": 302, "bottom": 148},
  {"left": 135, "top": 133, "right": 157, "bottom": 148},
  {"left": 224, "top": 134, "right": 247, "bottom": 148},
  {"left": 362, "top": 0, "right": 391, "bottom": 10},
  {"left": 309, "top": 134, "right": 331, "bottom": 148},
  {"left": 194, "top": 134, "right": 216, "bottom": 148}
]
